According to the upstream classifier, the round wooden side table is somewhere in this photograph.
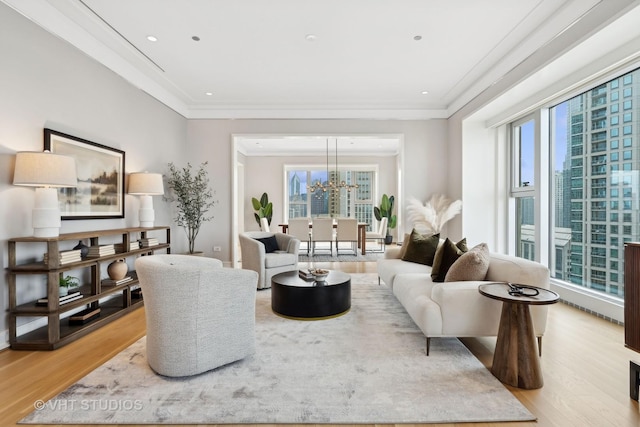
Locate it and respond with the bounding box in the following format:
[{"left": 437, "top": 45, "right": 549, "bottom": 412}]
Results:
[{"left": 478, "top": 282, "right": 559, "bottom": 389}]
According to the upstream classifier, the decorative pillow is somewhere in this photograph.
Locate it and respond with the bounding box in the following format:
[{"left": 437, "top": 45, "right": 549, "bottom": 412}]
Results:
[
  {"left": 444, "top": 243, "right": 490, "bottom": 282},
  {"left": 255, "top": 236, "right": 279, "bottom": 253},
  {"left": 431, "top": 238, "right": 467, "bottom": 282},
  {"left": 401, "top": 230, "right": 439, "bottom": 266}
]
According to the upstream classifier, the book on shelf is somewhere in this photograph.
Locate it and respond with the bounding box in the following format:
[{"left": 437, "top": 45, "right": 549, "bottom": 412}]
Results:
[
  {"left": 36, "top": 292, "right": 83, "bottom": 306},
  {"left": 43, "top": 249, "right": 82, "bottom": 264},
  {"left": 69, "top": 307, "right": 101, "bottom": 325},
  {"left": 131, "top": 288, "right": 143, "bottom": 299},
  {"left": 115, "top": 241, "right": 140, "bottom": 252},
  {"left": 139, "top": 238, "right": 159, "bottom": 247},
  {"left": 101, "top": 276, "right": 133, "bottom": 286},
  {"left": 86, "top": 244, "right": 115, "bottom": 258}
]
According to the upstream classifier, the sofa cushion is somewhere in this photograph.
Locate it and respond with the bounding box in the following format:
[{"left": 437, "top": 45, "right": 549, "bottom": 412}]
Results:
[
  {"left": 431, "top": 238, "right": 467, "bottom": 282},
  {"left": 445, "top": 243, "right": 490, "bottom": 282},
  {"left": 401, "top": 230, "right": 440, "bottom": 265},
  {"left": 377, "top": 258, "right": 432, "bottom": 291},
  {"left": 255, "top": 235, "right": 279, "bottom": 253}
]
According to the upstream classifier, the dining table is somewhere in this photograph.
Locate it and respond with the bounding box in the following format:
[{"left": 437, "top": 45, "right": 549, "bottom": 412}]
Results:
[{"left": 278, "top": 221, "right": 369, "bottom": 255}]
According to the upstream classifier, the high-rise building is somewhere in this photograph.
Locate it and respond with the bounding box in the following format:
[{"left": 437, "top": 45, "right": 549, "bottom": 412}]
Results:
[{"left": 559, "top": 71, "right": 640, "bottom": 297}]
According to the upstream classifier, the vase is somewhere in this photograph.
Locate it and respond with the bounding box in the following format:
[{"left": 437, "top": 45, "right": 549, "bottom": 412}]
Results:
[
  {"left": 73, "top": 240, "right": 89, "bottom": 259},
  {"left": 107, "top": 259, "right": 128, "bottom": 280},
  {"left": 59, "top": 286, "right": 68, "bottom": 296}
]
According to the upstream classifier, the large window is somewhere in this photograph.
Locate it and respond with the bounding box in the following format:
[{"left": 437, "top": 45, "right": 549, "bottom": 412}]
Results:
[
  {"left": 546, "top": 68, "right": 639, "bottom": 298},
  {"left": 286, "top": 167, "right": 376, "bottom": 229}
]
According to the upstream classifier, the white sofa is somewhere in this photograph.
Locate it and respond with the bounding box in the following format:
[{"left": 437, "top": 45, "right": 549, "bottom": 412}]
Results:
[{"left": 377, "top": 245, "right": 551, "bottom": 355}]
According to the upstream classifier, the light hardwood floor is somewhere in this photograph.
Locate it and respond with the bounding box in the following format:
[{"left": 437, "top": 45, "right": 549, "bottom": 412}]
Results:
[{"left": 1, "top": 261, "right": 639, "bottom": 427}]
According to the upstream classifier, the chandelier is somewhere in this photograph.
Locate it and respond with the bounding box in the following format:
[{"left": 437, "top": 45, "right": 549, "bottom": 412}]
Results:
[{"left": 307, "top": 138, "right": 359, "bottom": 195}]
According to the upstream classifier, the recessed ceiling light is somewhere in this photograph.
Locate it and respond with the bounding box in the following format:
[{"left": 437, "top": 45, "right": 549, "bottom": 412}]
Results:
[
  {"left": 421, "top": 91, "right": 429, "bottom": 95},
  {"left": 205, "top": 92, "right": 213, "bottom": 96},
  {"left": 146, "top": 35, "right": 158, "bottom": 42},
  {"left": 413, "top": 35, "right": 422, "bottom": 41},
  {"left": 305, "top": 34, "right": 318, "bottom": 41},
  {"left": 192, "top": 36, "right": 200, "bottom": 41}
]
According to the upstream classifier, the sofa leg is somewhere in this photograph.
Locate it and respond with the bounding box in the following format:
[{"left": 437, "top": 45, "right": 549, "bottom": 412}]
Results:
[
  {"left": 426, "top": 337, "right": 430, "bottom": 356},
  {"left": 378, "top": 276, "right": 380, "bottom": 286},
  {"left": 538, "top": 336, "right": 542, "bottom": 357}
]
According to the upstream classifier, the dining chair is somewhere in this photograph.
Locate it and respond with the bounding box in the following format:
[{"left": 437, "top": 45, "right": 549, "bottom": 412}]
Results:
[
  {"left": 365, "top": 217, "right": 388, "bottom": 252},
  {"left": 287, "top": 217, "right": 312, "bottom": 255},
  {"left": 336, "top": 218, "right": 359, "bottom": 255},
  {"left": 311, "top": 217, "right": 335, "bottom": 256}
]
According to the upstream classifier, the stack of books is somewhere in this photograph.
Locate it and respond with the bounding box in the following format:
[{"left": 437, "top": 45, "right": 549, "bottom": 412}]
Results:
[
  {"left": 115, "top": 241, "right": 140, "bottom": 252},
  {"left": 101, "top": 276, "right": 133, "bottom": 287},
  {"left": 69, "top": 307, "right": 101, "bottom": 325},
  {"left": 43, "top": 249, "right": 82, "bottom": 265},
  {"left": 86, "top": 244, "right": 115, "bottom": 258},
  {"left": 140, "top": 238, "right": 159, "bottom": 247},
  {"left": 36, "top": 291, "right": 83, "bottom": 306},
  {"left": 298, "top": 269, "right": 315, "bottom": 280}
]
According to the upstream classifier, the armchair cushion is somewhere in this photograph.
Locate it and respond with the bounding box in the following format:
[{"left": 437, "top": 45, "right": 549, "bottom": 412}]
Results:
[{"left": 255, "top": 235, "right": 279, "bottom": 253}]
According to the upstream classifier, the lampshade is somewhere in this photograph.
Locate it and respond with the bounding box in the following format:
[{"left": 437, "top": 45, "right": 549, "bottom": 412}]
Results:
[
  {"left": 13, "top": 151, "right": 77, "bottom": 187},
  {"left": 13, "top": 151, "right": 77, "bottom": 238},
  {"left": 128, "top": 172, "right": 164, "bottom": 195}
]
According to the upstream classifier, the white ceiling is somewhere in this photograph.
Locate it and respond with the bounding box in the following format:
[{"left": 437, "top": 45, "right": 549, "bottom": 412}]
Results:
[{"left": 3, "top": 0, "right": 602, "bottom": 120}]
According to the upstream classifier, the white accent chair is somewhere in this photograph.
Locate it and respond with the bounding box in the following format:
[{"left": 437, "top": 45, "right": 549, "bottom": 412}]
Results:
[
  {"left": 336, "top": 218, "right": 359, "bottom": 255},
  {"left": 260, "top": 217, "right": 270, "bottom": 232},
  {"left": 311, "top": 217, "right": 335, "bottom": 256},
  {"left": 135, "top": 254, "right": 258, "bottom": 377},
  {"left": 287, "top": 217, "right": 312, "bottom": 255},
  {"left": 239, "top": 231, "right": 300, "bottom": 289},
  {"left": 366, "top": 217, "right": 388, "bottom": 252}
]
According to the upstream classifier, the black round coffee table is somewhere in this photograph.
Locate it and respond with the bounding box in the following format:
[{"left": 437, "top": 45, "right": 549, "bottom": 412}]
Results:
[{"left": 271, "top": 270, "right": 351, "bottom": 319}]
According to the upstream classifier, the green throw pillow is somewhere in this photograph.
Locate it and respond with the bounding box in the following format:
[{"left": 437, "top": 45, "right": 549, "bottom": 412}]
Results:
[
  {"left": 431, "top": 237, "right": 468, "bottom": 282},
  {"left": 401, "top": 230, "right": 440, "bottom": 266}
]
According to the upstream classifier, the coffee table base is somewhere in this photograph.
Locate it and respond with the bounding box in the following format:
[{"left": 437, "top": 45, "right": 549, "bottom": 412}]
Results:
[{"left": 271, "top": 271, "right": 351, "bottom": 320}]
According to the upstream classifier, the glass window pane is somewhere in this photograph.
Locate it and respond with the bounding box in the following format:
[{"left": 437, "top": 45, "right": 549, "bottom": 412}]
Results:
[
  {"left": 516, "top": 197, "right": 535, "bottom": 260},
  {"left": 550, "top": 67, "right": 640, "bottom": 299}
]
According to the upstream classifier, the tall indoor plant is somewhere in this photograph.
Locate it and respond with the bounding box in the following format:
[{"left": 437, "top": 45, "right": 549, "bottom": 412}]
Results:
[
  {"left": 374, "top": 194, "right": 397, "bottom": 244},
  {"left": 167, "top": 162, "right": 216, "bottom": 254},
  {"left": 252, "top": 192, "right": 273, "bottom": 227}
]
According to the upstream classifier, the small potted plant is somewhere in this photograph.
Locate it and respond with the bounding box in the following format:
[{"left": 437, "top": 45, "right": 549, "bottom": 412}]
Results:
[
  {"left": 167, "top": 162, "right": 217, "bottom": 254},
  {"left": 374, "top": 194, "right": 397, "bottom": 244},
  {"left": 59, "top": 275, "right": 80, "bottom": 296}
]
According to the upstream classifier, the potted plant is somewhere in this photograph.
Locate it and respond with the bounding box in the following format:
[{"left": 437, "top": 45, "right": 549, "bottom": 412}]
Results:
[
  {"left": 252, "top": 192, "right": 273, "bottom": 227},
  {"left": 374, "top": 194, "right": 397, "bottom": 244},
  {"left": 167, "top": 162, "right": 217, "bottom": 254},
  {"left": 59, "top": 275, "right": 79, "bottom": 296}
]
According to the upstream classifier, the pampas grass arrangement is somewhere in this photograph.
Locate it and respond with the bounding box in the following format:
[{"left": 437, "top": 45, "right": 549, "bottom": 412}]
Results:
[{"left": 406, "top": 194, "right": 462, "bottom": 234}]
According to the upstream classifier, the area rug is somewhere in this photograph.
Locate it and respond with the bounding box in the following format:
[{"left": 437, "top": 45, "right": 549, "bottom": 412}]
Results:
[{"left": 21, "top": 274, "right": 535, "bottom": 425}]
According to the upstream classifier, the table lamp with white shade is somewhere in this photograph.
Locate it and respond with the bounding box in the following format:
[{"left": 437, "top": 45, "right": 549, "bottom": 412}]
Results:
[
  {"left": 13, "top": 151, "right": 77, "bottom": 238},
  {"left": 127, "top": 172, "right": 164, "bottom": 227}
]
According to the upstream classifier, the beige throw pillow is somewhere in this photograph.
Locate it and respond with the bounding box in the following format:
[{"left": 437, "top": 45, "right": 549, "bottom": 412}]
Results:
[{"left": 444, "top": 243, "right": 490, "bottom": 282}]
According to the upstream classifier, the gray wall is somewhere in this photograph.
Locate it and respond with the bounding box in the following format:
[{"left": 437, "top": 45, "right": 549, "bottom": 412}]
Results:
[
  {"left": 0, "top": 5, "right": 187, "bottom": 347},
  {"left": 0, "top": 3, "right": 450, "bottom": 348}
]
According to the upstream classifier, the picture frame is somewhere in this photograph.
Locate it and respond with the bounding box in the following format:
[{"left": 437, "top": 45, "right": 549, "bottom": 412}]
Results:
[{"left": 44, "top": 128, "right": 125, "bottom": 219}]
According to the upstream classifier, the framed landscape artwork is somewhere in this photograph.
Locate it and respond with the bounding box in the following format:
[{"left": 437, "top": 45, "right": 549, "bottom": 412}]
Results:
[{"left": 44, "top": 128, "right": 125, "bottom": 219}]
